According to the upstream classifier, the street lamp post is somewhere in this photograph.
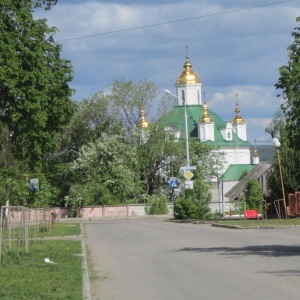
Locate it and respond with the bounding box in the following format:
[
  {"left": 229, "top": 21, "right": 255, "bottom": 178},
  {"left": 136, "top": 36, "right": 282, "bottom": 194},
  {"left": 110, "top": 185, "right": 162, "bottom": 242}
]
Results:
[
  {"left": 164, "top": 89, "right": 190, "bottom": 167},
  {"left": 272, "top": 137, "right": 287, "bottom": 219}
]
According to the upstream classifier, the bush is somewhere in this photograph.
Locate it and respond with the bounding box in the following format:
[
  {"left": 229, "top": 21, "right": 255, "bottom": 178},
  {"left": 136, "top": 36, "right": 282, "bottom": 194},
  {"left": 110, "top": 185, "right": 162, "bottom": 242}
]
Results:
[
  {"left": 244, "top": 179, "right": 264, "bottom": 211},
  {"left": 147, "top": 195, "right": 168, "bottom": 215},
  {"left": 174, "top": 181, "right": 212, "bottom": 220},
  {"left": 174, "top": 197, "right": 199, "bottom": 219}
]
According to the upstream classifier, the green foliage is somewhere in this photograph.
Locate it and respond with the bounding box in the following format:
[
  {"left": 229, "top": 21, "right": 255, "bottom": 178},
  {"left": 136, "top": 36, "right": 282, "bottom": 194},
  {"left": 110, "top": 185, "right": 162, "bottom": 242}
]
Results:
[
  {"left": 173, "top": 144, "right": 219, "bottom": 220},
  {"left": 147, "top": 195, "right": 168, "bottom": 215},
  {"left": 135, "top": 122, "right": 184, "bottom": 195},
  {"left": 33, "top": 0, "right": 58, "bottom": 10},
  {"left": 69, "top": 133, "right": 142, "bottom": 205},
  {"left": 174, "top": 178, "right": 212, "bottom": 220},
  {"left": 244, "top": 179, "right": 264, "bottom": 210},
  {"left": 189, "top": 138, "right": 225, "bottom": 179},
  {"left": 0, "top": 167, "right": 27, "bottom": 206},
  {"left": 239, "top": 170, "right": 248, "bottom": 180},
  {"left": 109, "top": 77, "right": 158, "bottom": 130},
  {"left": 0, "top": 1, "right": 74, "bottom": 167},
  {"left": 266, "top": 17, "right": 300, "bottom": 199},
  {"left": 266, "top": 110, "right": 300, "bottom": 198},
  {"left": 0, "top": 62, "right": 227, "bottom": 210},
  {"left": 175, "top": 197, "right": 199, "bottom": 219},
  {"left": 275, "top": 17, "right": 300, "bottom": 151},
  {"left": 58, "top": 94, "right": 121, "bottom": 159},
  {"left": 27, "top": 176, "right": 55, "bottom": 208},
  {"left": 231, "top": 197, "right": 246, "bottom": 214},
  {"left": 64, "top": 186, "right": 84, "bottom": 217}
]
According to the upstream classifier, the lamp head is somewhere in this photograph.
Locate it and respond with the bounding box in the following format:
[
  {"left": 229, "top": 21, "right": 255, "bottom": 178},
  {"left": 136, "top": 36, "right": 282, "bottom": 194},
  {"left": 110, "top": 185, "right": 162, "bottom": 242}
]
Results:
[
  {"left": 272, "top": 137, "right": 281, "bottom": 148},
  {"left": 164, "top": 89, "right": 171, "bottom": 94}
]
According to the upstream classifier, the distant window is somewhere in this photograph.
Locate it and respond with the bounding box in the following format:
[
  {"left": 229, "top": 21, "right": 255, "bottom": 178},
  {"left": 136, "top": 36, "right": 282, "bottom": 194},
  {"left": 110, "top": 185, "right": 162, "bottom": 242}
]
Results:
[
  {"left": 197, "top": 90, "right": 200, "bottom": 103},
  {"left": 181, "top": 90, "right": 185, "bottom": 104},
  {"left": 227, "top": 132, "right": 231, "bottom": 139}
]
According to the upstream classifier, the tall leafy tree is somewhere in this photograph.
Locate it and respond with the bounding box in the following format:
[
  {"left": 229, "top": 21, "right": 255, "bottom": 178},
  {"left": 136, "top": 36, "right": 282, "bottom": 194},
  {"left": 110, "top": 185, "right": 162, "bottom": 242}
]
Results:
[
  {"left": 109, "top": 77, "right": 158, "bottom": 132},
  {"left": 174, "top": 141, "right": 224, "bottom": 220},
  {"left": 266, "top": 111, "right": 300, "bottom": 198},
  {"left": 41, "top": 78, "right": 157, "bottom": 206},
  {"left": 135, "top": 122, "right": 184, "bottom": 196},
  {"left": 0, "top": 0, "right": 74, "bottom": 167},
  {"left": 244, "top": 179, "right": 264, "bottom": 210},
  {"left": 275, "top": 16, "right": 300, "bottom": 150},
  {"left": 69, "top": 133, "right": 141, "bottom": 206}
]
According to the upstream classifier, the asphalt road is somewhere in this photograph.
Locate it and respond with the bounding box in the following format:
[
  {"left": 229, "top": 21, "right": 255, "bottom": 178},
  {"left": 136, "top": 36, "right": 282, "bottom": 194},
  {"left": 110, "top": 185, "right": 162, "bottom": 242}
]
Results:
[{"left": 84, "top": 218, "right": 300, "bottom": 300}]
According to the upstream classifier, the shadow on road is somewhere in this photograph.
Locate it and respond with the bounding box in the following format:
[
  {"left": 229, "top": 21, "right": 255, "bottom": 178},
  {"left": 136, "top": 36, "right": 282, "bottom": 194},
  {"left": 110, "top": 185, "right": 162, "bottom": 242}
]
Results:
[
  {"left": 178, "top": 245, "right": 300, "bottom": 257},
  {"left": 258, "top": 269, "right": 300, "bottom": 276}
]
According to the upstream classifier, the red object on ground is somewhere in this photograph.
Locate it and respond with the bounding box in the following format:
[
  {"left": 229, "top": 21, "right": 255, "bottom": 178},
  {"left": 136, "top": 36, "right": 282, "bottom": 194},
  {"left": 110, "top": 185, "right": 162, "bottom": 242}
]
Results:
[{"left": 244, "top": 209, "right": 258, "bottom": 219}]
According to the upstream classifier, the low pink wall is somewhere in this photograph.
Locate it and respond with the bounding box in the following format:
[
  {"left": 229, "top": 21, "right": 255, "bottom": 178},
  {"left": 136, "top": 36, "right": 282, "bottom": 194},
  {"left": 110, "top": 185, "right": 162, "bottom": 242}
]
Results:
[{"left": 2, "top": 204, "right": 173, "bottom": 223}]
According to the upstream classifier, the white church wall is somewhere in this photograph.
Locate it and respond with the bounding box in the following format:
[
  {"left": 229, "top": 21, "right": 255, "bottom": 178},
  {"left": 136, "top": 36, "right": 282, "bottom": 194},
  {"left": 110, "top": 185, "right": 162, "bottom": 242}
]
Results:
[
  {"left": 176, "top": 82, "right": 202, "bottom": 105},
  {"left": 209, "top": 180, "right": 239, "bottom": 213},
  {"left": 235, "top": 124, "right": 247, "bottom": 141},
  {"left": 221, "top": 148, "right": 251, "bottom": 166}
]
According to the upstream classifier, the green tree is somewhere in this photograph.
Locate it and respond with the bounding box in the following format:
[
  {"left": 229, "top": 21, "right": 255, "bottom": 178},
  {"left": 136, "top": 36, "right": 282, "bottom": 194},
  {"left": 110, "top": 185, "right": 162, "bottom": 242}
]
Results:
[
  {"left": 266, "top": 110, "right": 300, "bottom": 198},
  {"left": 135, "top": 122, "right": 185, "bottom": 197},
  {"left": 69, "top": 133, "right": 141, "bottom": 205},
  {"left": 0, "top": 0, "right": 74, "bottom": 167},
  {"left": 147, "top": 195, "right": 168, "bottom": 215},
  {"left": 36, "top": 78, "right": 158, "bottom": 207},
  {"left": 244, "top": 179, "right": 263, "bottom": 210},
  {"left": 173, "top": 139, "right": 224, "bottom": 220},
  {"left": 275, "top": 17, "right": 300, "bottom": 151},
  {"left": 109, "top": 77, "right": 158, "bottom": 131},
  {"left": 56, "top": 93, "right": 123, "bottom": 161},
  {"left": 54, "top": 78, "right": 158, "bottom": 161},
  {"left": 174, "top": 178, "right": 212, "bottom": 220}
]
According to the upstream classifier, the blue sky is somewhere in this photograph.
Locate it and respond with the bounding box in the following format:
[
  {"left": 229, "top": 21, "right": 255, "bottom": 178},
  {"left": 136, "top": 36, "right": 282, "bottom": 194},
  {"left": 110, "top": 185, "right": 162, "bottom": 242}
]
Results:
[{"left": 36, "top": 0, "right": 300, "bottom": 144}]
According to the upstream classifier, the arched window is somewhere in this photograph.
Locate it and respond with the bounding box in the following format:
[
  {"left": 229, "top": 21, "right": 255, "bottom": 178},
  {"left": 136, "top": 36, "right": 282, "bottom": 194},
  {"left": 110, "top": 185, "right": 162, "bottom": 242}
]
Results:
[{"left": 181, "top": 90, "right": 185, "bottom": 104}]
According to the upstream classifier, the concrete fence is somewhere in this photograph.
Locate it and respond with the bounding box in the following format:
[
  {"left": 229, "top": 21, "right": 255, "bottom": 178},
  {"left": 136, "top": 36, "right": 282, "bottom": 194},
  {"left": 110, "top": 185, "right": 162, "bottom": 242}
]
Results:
[
  {"left": 54, "top": 204, "right": 174, "bottom": 219},
  {"left": 1, "top": 204, "right": 174, "bottom": 223}
]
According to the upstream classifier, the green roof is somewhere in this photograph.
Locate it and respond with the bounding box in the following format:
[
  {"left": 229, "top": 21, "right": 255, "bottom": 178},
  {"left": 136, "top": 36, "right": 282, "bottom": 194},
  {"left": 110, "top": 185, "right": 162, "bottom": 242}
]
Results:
[
  {"left": 161, "top": 105, "right": 252, "bottom": 148},
  {"left": 222, "top": 164, "right": 256, "bottom": 181}
]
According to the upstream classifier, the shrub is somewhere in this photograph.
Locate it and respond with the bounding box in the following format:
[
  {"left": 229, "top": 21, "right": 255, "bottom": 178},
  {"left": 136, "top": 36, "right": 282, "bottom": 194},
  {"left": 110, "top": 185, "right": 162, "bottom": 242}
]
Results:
[
  {"left": 174, "top": 179, "right": 212, "bottom": 220},
  {"left": 147, "top": 195, "right": 168, "bottom": 215},
  {"left": 174, "top": 197, "right": 199, "bottom": 219},
  {"left": 244, "top": 179, "right": 264, "bottom": 211}
]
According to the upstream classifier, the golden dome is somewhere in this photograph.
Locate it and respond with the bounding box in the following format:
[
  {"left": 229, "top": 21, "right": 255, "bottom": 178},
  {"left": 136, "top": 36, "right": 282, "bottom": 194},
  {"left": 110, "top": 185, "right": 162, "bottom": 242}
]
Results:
[
  {"left": 138, "top": 108, "right": 149, "bottom": 128},
  {"left": 176, "top": 54, "right": 201, "bottom": 84},
  {"left": 232, "top": 97, "right": 245, "bottom": 124},
  {"left": 199, "top": 102, "right": 212, "bottom": 122},
  {"left": 253, "top": 147, "right": 259, "bottom": 157}
]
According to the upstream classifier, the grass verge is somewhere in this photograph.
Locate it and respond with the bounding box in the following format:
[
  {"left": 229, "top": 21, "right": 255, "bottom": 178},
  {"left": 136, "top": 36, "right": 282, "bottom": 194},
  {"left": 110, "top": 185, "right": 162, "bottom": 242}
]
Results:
[
  {"left": 0, "top": 224, "right": 83, "bottom": 299},
  {"left": 2, "top": 222, "right": 81, "bottom": 240},
  {"left": 216, "top": 218, "right": 300, "bottom": 228}
]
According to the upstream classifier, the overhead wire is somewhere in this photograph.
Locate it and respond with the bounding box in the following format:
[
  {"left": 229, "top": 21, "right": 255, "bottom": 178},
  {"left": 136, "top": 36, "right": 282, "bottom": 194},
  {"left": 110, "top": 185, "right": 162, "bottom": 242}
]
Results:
[{"left": 58, "top": 0, "right": 297, "bottom": 42}]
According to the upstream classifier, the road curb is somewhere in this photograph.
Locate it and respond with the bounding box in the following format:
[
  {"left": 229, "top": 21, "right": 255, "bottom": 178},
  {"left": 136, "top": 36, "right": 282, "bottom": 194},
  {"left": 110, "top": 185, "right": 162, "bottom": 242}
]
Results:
[{"left": 81, "top": 224, "right": 92, "bottom": 300}]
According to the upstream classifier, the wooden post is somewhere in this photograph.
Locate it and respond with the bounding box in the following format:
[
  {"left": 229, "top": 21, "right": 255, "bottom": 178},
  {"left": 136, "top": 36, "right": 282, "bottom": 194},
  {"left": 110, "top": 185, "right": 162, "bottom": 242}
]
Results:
[{"left": 277, "top": 148, "right": 287, "bottom": 219}]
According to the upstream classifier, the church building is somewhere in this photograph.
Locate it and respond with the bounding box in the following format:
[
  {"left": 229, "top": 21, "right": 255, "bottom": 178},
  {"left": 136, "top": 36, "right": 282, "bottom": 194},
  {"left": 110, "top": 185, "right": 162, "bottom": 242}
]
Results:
[{"left": 161, "top": 51, "right": 264, "bottom": 213}]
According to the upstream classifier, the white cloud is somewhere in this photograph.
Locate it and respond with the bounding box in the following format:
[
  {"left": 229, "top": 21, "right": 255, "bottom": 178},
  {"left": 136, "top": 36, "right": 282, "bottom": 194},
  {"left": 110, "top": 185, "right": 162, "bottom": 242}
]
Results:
[
  {"left": 34, "top": 0, "right": 299, "bottom": 143},
  {"left": 247, "top": 117, "right": 273, "bottom": 144}
]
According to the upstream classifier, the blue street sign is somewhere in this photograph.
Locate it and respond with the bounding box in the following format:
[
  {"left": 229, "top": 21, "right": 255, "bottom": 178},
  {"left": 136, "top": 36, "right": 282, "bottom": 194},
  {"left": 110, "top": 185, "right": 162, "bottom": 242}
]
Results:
[{"left": 169, "top": 177, "right": 179, "bottom": 189}]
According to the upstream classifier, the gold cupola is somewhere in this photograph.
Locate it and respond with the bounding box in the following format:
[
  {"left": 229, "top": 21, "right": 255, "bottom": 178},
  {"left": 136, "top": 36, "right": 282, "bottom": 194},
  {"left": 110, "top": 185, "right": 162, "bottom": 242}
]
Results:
[
  {"left": 176, "top": 50, "right": 201, "bottom": 84},
  {"left": 199, "top": 101, "right": 212, "bottom": 123},
  {"left": 253, "top": 146, "right": 259, "bottom": 157},
  {"left": 138, "top": 107, "right": 149, "bottom": 128},
  {"left": 232, "top": 94, "right": 245, "bottom": 124}
]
